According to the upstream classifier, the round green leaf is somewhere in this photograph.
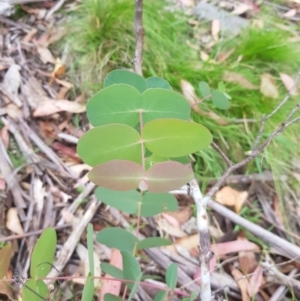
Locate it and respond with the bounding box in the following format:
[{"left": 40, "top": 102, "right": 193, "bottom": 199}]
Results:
[
  {"left": 137, "top": 237, "right": 171, "bottom": 250},
  {"left": 154, "top": 291, "right": 168, "bottom": 301},
  {"left": 104, "top": 294, "right": 123, "bottom": 301},
  {"left": 141, "top": 192, "right": 178, "bottom": 217},
  {"left": 22, "top": 279, "right": 49, "bottom": 301},
  {"left": 88, "top": 160, "right": 144, "bottom": 191},
  {"left": 142, "top": 119, "right": 212, "bottom": 157},
  {"left": 146, "top": 161, "right": 194, "bottom": 192},
  {"left": 166, "top": 263, "right": 178, "bottom": 290},
  {"left": 30, "top": 228, "right": 56, "bottom": 278},
  {"left": 96, "top": 228, "right": 138, "bottom": 253},
  {"left": 199, "top": 82, "right": 211, "bottom": 98},
  {"left": 211, "top": 90, "right": 230, "bottom": 110},
  {"left": 146, "top": 77, "right": 172, "bottom": 90},
  {"left": 87, "top": 84, "right": 140, "bottom": 127},
  {"left": 100, "top": 263, "right": 123, "bottom": 279},
  {"left": 142, "top": 89, "right": 191, "bottom": 124},
  {"left": 0, "top": 244, "right": 11, "bottom": 279},
  {"left": 121, "top": 250, "right": 141, "bottom": 289},
  {"left": 77, "top": 125, "right": 141, "bottom": 166},
  {"left": 95, "top": 187, "right": 142, "bottom": 214},
  {"left": 217, "top": 81, "right": 225, "bottom": 92},
  {"left": 104, "top": 70, "right": 147, "bottom": 93}
]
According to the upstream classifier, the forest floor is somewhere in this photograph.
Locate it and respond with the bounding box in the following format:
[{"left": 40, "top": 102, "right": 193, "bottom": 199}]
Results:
[{"left": 0, "top": 0, "right": 300, "bottom": 300}]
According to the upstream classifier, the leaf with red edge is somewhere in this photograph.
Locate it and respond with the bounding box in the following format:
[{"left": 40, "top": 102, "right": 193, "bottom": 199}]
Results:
[
  {"left": 88, "top": 160, "right": 144, "bottom": 191},
  {"left": 146, "top": 161, "right": 194, "bottom": 192}
]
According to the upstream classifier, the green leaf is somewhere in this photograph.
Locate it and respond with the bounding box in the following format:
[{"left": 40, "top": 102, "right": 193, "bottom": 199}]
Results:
[
  {"left": 146, "top": 77, "right": 172, "bottom": 90},
  {"left": 95, "top": 188, "right": 141, "bottom": 214},
  {"left": 77, "top": 125, "right": 141, "bottom": 167},
  {"left": 199, "top": 82, "right": 211, "bottom": 98},
  {"left": 0, "top": 244, "right": 11, "bottom": 279},
  {"left": 166, "top": 263, "right": 178, "bottom": 290},
  {"left": 95, "top": 188, "right": 177, "bottom": 217},
  {"left": 127, "top": 272, "right": 143, "bottom": 301},
  {"left": 81, "top": 273, "right": 94, "bottom": 301},
  {"left": 147, "top": 161, "right": 194, "bottom": 192},
  {"left": 153, "top": 290, "right": 168, "bottom": 301},
  {"left": 104, "top": 70, "right": 147, "bottom": 93},
  {"left": 89, "top": 160, "right": 144, "bottom": 191},
  {"left": 141, "top": 192, "right": 177, "bottom": 217},
  {"left": 30, "top": 228, "right": 56, "bottom": 278},
  {"left": 87, "top": 84, "right": 140, "bottom": 127},
  {"left": 100, "top": 263, "right": 123, "bottom": 279},
  {"left": 142, "top": 119, "right": 212, "bottom": 157},
  {"left": 145, "top": 154, "right": 169, "bottom": 170},
  {"left": 104, "top": 294, "right": 123, "bottom": 301},
  {"left": 121, "top": 250, "right": 141, "bottom": 289},
  {"left": 171, "top": 156, "right": 190, "bottom": 164},
  {"left": 211, "top": 90, "right": 230, "bottom": 110},
  {"left": 142, "top": 89, "right": 190, "bottom": 124},
  {"left": 96, "top": 228, "right": 138, "bottom": 253},
  {"left": 137, "top": 237, "right": 171, "bottom": 250},
  {"left": 22, "top": 280, "right": 49, "bottom": 301},
  {"left": 87, "top": 224, "right": 94, "bottom": 276},
  {"left": 217, "top": 81, "right": 225, "bottom": 92}
]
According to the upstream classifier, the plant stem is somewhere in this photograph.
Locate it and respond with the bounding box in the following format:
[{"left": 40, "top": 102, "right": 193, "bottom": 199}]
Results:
[
  {"left": 133, "top": 0, "right": 144, "bottom": 75},
  {"left": 189, "top": 178, "right": 213, "bottom": 301}
]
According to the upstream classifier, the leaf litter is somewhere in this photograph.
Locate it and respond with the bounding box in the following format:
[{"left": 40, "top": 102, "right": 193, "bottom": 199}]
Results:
[{"left": 0, "top": 1, "right": 300, "bottom": 301}]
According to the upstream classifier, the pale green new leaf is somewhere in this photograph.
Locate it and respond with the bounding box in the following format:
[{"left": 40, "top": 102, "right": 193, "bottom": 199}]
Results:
[
  {"left": 77, "top": 124, "right": 141, "bottom": 166},
  {"left": 22, "top": 280, "right": 49, "bottom": 301},
  {"left": 137, "top": 237, "right": 171, "bottom": 250},
  {"left": 142, "top": 119, "right": 212, "bottom": 157}
]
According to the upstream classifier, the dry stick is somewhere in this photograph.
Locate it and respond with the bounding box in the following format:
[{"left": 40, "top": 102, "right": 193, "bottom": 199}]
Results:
[
  {"left": 194, "top": 73, "right": 300, "bottom": 300},
  {"left": 19, "top": 119, "right": 75, "bottom": 178},
  {"left": 0, "top": 138, "right": 26, "bottom": 219},
  {"left": 45, "top": 197, "right": 101, "bottom": 284},
  {"left": 133, "top": 0, "right": 144, "bottom": 75}
]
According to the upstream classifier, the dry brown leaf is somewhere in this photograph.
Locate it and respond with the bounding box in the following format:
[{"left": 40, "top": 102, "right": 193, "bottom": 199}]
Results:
[
  {"left": 22, "top": 28, "right": 37, "bottom": 43},
  {"left": 0, "top": 277, "right": 13, "bottom": 300},
  {"left": 283, "top": 9, "right": 297, "bottom": 18},
  {"left": 272, "top": 195, "right": 284, "bottom": 225},
  {"left": 4, "top": 103, "right": 23, "bottom": 120},
  {"left": 55, "top": 78, "right": 74, "bottom": 89},
  {"left": 248, "top": 265, "right": 264, "bottom": 298},
  {"left": 238, "top": 234, "right": 258, "bottom": 274},
  {"left": 22, "top": 76, "right": 48, "bottom": 109},
  {"left": 6, "top": 208, "right": 24, "bottom": 235},
  {"left": 37, "top": 47, "right": 56, "bottom": 64},
  {"left": 260, "top": 73, "right": 279, "bottom": 99},
  {"left": 0, "top": 125, "right": 9, "bottom": 149},
  {"left": 180, "top": 79, "right": 228, "bottom": 125},
  {"left": 52, "top": 58, "right": 66, "bottom": 78},
  {"left": 99, "top": 249, "right": 122, "bottom": 301},
  {"left": 222, "top": 71, "right": 258, "bottom": 90},
  {"left": 163, "top": 205, "right": 192, "bottom": 226},
  {"left": 157, "top": 217, "right": 187, "bottom": 238},
  {"left": 33, "top": 100, "right": 85, "bottom": 116},
  {"left": 231, "top": 4, "right": 252, "bottom": 15},
  {"left": 0, "top": 177, "right": 5, "bottom": 190},
  {"left": 211, "top": 20, "right": 220, "bottom": 41},
  {"left": 215, "top": 186, "right": 248, "bottom": 213},
  {"left": 232, "top": 268, "right": 250, "bottom": 301},
  {"left": 217, "top": 48, "right": 235, "bottom": 63},
  {"left": 279, "top": 73, "right": 298, "bottom": 95}
]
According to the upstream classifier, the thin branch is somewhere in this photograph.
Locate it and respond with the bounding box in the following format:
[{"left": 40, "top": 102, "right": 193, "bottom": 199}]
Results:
[
  {"left": 206, "top": 103, "right": 300, "bottom": 200},
  {"left": 252, "top": 71, "right": 300, "bottom": 149},
  {"left": 133, "top": 0, "right": 144, "bottom": 75},
  {"left": 211, "top": 141, "right": 232, "bottom": 167}
]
